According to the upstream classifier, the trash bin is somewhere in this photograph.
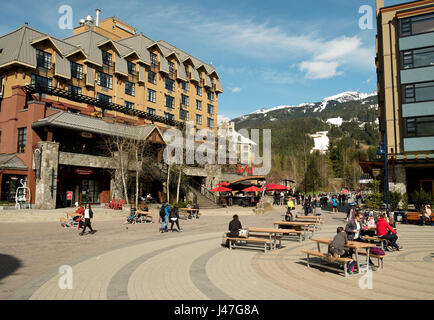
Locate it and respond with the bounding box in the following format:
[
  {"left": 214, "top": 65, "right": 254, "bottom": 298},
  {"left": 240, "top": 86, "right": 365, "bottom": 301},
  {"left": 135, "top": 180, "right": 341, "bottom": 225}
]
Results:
[{"left": 394, "top": 211, "right": 406, "bottom": 223}]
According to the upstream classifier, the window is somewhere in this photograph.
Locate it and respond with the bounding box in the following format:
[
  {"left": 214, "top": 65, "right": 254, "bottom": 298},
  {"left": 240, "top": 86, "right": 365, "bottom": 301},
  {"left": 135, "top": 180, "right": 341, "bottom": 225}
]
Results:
[
  {"left": 147, "top": 89, "right": 156, "bottom": 103},
  {"left": 207, "top": 118, "right": 214, "bottom": 129},
  {"left": 70, "top": 62, "right": 83, "bottom": 79},
  {"left": 180, "top": 109, "right": 189, "bottom": 121},
  {"left": 400, "top": 13, "right": 434, "bottom": 37},
  {"left": 164, "top": 112, "right": 174, "bottom": 121},
  {"left": 150, "top": 52, "right": 158, "bottom": 66},
  {"left": 31, "top": 74, "right": 52, "bottom": 89},
  {"left": 169, "top": 61, "right": 175, "bottom": 74},
  {"left": 403, "top": 81, "right": 434, "bottom": 103},
  {"left": 181, "top": 94, "right": 189, "bottom": 107},
  {"left": 405, "top": 116, "right": 434, "bottom": 137},
  {"left": 147, "top": 107, "right": 156, "bottom": 115},
  {"left": 127, "top": 61, "right": 136, "bottom": 75},
  {"left": 148, "top": 71, "right": 157, "bottom": 84},
  {"left": 68, "top": 84, "right": 82, "bottom": 95},
  {"left": 196, "top": 114, "right": 202, "bottom": 125},
  {"left": 196, "top": 85, "right": 202, "bottom": 96},
  {"left": 165, "top": 94, "right": 174, "bottom": 108},
  {"left": 97, "top": 93, "right": 112, "bottom": 104},
  {"left": 401, "top": 46, "right": 434, "bottom": 69},
  {"left": 125, "top": 81, "right": 135, "bottom": 96},
  {"left": 196, "top": 100, "right": 202, "bottom": 111},
  {"left": 17, "top": 127, "right": 27, "bottom": 153},
  {"left": 36, "top": 49, "right": 51, "bottom": 69},
  {"left": 97, "top": 71, "right": 113, "bottom": 89},
  {"left": 207, "top": 104, "right": 214, "bottom": 115},
  {"left": 182, "top": 81, "right": 189, "bottom": 92},
  {"left": 207, "top": 90, "right": 214, "bottom": 101},
  {"left": 165, "top": 77, "right": 175, "bottom": 92},
  {"left": 102, "top": 50, "right": 113, "bottom": 66},
  {"left": 125, "top": 101, "right": 134, "bottom": 109}
]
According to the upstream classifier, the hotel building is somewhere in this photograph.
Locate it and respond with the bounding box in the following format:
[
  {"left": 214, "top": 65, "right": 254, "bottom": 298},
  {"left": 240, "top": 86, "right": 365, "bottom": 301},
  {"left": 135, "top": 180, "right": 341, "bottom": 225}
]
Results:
[
  {"left": 376, "top": 0, "right": 434, "bottom": 198},
  {"left": 0, "top": 12, "right": 223, "bottom": 208}
]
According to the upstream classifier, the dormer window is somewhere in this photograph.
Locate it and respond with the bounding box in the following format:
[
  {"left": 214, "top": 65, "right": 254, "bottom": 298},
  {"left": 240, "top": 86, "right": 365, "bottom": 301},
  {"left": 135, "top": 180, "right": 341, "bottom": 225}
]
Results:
[
  {"left": 169, "top": 61, "right": 175, "bottom": 74},
  {"left": 127, "top": 61, "right": 136, "bottom": 75},
  {"left": 150, "top": 52, "right": 158, "bottom": 66},
  {"left": 36, "top": 49, "right": 51, "bottom": 69},
  {"left": 102, "top": 50, "right": 112, "bottom": 66}
]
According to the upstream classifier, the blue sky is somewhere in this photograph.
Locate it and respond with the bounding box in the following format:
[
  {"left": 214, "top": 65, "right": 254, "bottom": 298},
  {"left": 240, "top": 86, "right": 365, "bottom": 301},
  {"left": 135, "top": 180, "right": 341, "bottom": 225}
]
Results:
[{"left": 0, "top": 0, "right": 406, "bottom": 120}]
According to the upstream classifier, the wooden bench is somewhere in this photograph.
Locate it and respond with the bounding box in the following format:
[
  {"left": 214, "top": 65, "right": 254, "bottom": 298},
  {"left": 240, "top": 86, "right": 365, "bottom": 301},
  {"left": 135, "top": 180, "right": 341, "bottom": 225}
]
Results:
[
  {"left": 301, "top": 249, "right": 354, "bottom": 277},
  {"left": 224, "top": 237, "right": 272, "bottom": 253},
  {"left": 356, "top": 250, "right": 386, "bottom": 270},
  {"left": 179, "top": 208, "right": 200, "bottom": 219},
  {"left": 363, "top": 235, "right": 388, "bottom": 249},
  {"left": 405, "top": 212, "right": 433, "bottom": 225}
]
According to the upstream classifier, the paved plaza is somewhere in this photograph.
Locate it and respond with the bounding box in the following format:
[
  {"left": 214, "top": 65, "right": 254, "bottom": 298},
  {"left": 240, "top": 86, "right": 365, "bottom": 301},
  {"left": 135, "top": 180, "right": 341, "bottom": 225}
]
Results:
[{"left": 1, "top": 205, "right": 433, "bottom": 300}]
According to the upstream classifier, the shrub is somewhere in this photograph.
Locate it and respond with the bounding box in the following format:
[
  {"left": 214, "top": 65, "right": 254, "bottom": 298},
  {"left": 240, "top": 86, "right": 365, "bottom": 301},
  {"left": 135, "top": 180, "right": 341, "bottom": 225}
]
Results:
[
  {"left": 410, "top": 190, "right": 433, "bottom": 212},
  {"left": 388, "top": 191, "right": 402, "bottom": 212}
]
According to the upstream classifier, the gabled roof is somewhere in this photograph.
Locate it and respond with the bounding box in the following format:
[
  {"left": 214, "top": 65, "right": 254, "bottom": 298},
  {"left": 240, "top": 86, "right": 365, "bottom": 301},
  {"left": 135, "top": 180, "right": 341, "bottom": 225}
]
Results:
[
  {"left": 31, "top": 111, "right": 165, "bottom": 142},
  {"left": 0, "top": 154, "right": 28, "bottom": 171}
]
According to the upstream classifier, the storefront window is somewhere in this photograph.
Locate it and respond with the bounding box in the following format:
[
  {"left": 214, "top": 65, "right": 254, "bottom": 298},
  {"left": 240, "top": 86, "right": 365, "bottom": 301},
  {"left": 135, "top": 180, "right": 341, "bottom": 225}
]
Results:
[{"left": 81, "top": 179, "right": 100, "bottom": 204}]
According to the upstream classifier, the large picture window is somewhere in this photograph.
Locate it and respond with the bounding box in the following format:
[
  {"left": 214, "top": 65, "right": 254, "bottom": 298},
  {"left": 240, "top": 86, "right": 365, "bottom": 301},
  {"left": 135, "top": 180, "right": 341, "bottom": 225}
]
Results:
[
  {"left": 400, "top": 13, "right": 434, "bottom": 37},
  {"left": 165, "top": 77, "right": 175, "bottom": 92},
  {"left": 165, "top": 94, "right": 174, "bottom": 108},
  {"left": 401, "top": 46, "right": 434, "bottom": 69},
  {"left": 148, "top": 71, "right": 156, "bottom": 84},
  {"left": 403, "top": 81, "right": 434, "bottom": 103},
  {"left": 405, "top": 116, "right": 434, "bottom": 137},
  {"left": 31, "top": 74, "right": 52, "bottom": 89},
  {"left": 96, "top": 93, "right": 112, "bottom": 104}
]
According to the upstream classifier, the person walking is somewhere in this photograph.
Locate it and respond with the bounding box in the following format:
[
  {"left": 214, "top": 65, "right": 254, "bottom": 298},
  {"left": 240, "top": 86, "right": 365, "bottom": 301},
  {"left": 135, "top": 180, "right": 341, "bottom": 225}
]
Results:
[
  {"left": 332, "top": 196, "right": 338, "bottom": 213},
  {"left": 169, "top": 205, "right": 182, "bottom": 232},
  {"left": 79, "top": 203, "right": 96, "bottom": 236},
  {"left": 159, "top": 202, "right": 170, "bottom": 233}
]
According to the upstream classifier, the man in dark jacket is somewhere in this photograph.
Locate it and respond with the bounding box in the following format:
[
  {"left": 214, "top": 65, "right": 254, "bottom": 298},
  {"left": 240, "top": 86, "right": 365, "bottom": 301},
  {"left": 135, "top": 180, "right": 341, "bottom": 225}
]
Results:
[
  {"left": 223, "top": 215, "right": 242, "bottom": 247},
  {"left": 169, "top": 205, "right": 182, "bottom": 232}
]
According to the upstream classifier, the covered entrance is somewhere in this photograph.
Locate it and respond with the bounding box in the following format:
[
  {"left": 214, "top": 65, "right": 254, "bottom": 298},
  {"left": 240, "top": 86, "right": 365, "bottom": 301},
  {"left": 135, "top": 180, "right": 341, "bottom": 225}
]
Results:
[{"left": 56, "top": 165, "right": 111, "bottom": 208}]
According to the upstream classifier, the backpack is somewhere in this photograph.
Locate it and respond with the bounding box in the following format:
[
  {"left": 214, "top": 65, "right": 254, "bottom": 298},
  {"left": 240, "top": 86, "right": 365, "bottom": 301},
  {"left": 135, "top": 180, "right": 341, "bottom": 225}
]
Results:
[
  {"left": 370, "top": 247, "right": 385, "bottom": 255},
  {"left": 159, "top": 205, "right": 166, "bottom": 219}
]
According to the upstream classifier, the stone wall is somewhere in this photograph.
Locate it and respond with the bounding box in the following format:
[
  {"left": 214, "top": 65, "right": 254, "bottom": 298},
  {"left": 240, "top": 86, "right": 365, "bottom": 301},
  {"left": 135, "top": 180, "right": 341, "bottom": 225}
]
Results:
[
  {"left": 59, "top": 152, "right": 117, "bottom": 169},
  {"left": 35, "top": 141, "right": 59, "bottom": 209}
]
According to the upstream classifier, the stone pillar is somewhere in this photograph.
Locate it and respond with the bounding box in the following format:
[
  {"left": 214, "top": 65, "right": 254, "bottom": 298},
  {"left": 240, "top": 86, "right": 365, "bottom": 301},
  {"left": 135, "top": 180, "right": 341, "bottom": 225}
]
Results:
[
  {"left": 388, "top": 164, "right": 407, "bottom": 208},
  {"left": 35, "top": 141, "right": 59, "bottom": 210},
  {"left": 110, "top": 168, "right": 123, "bottom": 200}
]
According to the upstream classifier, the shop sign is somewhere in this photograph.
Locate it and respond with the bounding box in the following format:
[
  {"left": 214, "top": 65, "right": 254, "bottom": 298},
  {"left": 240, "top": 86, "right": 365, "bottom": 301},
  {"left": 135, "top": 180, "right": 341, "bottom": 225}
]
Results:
[
  {"left": 66, "top": 191, "right": 73, "bottom": 200},
  {"left": 74, "top": 168, "right": 94, "bottom": 175}
]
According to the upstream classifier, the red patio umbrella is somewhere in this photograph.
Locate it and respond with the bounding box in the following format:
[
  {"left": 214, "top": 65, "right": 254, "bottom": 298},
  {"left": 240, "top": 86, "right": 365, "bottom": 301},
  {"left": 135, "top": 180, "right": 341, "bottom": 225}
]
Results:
[
  {"left": 210, "top": 186, "right": 232, "bottom": 192},
  {"left": 242, "top": 186, "right": 264, "bottom": 193},
  {"left": 217, "top": 182, "right": 230, "bottom": 186},
  {"left": 341, "top": 189, "right": 350, "bottom": 195},
  {"left": 266, "top": 184, "right": 289, "bottom": 191}
]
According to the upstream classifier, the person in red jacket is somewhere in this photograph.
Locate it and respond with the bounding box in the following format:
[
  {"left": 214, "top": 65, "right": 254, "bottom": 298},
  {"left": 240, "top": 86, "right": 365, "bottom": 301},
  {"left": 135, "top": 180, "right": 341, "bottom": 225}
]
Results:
[{"left": 376, "top": 213, "right": 400, "bottom": 251}]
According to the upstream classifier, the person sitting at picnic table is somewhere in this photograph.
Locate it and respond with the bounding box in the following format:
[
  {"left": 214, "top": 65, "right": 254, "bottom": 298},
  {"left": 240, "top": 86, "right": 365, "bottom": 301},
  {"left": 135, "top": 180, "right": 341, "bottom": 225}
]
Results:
[
  {"left": 71, "top": 205, "right": 85, "bottom": 228},
  {"left": 223, "top": 214, "right": 242, "bottom": 247},
  {"left": 345, "top": 212, "right": 374, "bottom": 265},
  {"left": 361, "top": 215, "right": 376, "bottom": 237},
  {"left": 377, "top": 213, "right": 400, "bottom": 251},
  {"left": 419, "top": 204, "right": 432, "bottom": 226},
  {"left": 124, "top": 207, "right": 137, "bottom": 224},
  {"left": 328, "top": 226, "right": 351, "bottom": 262}
]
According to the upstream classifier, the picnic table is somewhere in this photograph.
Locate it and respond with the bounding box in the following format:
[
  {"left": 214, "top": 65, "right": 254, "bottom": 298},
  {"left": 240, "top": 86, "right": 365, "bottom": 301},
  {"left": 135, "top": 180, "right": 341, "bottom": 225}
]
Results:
[
  {"left": 312, "top": 238, "right": 377, "bottom": 274},
  {"left": 272, "top": 221, "right": 316, "bottom": 240},
  {"left": 179, "top": 208, "right": 200, "bottom": 219},
  {"left": 248, "top": 227, "right": 302, "bottom": 249}
]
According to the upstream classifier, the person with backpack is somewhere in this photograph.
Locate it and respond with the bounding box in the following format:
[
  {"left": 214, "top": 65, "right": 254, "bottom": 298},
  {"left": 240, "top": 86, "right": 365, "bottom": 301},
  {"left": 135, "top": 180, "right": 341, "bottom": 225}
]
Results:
[
  {"left": 79, "top": 203, "right": 96, "bottom": 236},
  {"left": 169, "top": 205, "right": 182, "bottom": 232},
  {"left": 159, "top": 202, "right": 170, "bottom": 233}
]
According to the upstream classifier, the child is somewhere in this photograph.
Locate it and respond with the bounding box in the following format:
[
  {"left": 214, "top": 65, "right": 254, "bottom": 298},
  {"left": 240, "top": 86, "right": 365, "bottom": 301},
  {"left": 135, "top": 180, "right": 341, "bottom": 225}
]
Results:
[{"left": 328, "top": 227, "right": 348, "bottom": 260}]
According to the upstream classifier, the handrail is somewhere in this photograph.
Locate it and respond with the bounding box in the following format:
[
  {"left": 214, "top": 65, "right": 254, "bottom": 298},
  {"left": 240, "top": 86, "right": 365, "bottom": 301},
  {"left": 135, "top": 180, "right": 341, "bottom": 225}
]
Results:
[{"left": 188, "top": 179, "right": 220, "bottom": 205}]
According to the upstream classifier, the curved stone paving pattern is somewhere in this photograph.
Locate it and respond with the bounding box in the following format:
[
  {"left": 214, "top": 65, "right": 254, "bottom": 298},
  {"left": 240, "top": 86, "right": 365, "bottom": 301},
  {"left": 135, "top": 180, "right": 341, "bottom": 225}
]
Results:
[{"left": 11, "top": 217, "right": 434, "bottom": 300}]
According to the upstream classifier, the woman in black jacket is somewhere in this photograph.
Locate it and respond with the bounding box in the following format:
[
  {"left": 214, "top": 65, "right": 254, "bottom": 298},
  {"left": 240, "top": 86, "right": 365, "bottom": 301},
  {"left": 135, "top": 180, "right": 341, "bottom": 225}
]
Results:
[{"left": 169, "top": 205, "right": 182, "bottom": 232}]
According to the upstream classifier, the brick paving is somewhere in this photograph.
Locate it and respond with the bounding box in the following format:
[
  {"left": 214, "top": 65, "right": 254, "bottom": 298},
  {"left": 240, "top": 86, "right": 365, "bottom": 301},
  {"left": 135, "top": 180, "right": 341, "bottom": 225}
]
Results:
[{"left": 1, "top": 205, "right": 433, "bottom": 300}]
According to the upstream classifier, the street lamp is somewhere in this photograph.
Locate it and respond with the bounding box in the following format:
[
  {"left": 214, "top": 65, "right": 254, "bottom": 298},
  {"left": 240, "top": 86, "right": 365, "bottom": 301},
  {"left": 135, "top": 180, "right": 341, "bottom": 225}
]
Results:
[{"left": 376, "top": 133, "right": 389, "bottom": 216}]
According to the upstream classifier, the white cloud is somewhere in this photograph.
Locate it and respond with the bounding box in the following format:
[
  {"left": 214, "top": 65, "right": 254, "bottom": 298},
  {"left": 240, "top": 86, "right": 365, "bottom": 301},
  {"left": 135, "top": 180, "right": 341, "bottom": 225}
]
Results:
[
  {"left": 231, "top": 87, "right": 242, "bottom": 93},
  {"left": 299, "top": 61, "right": 342, "bottom": 80}
]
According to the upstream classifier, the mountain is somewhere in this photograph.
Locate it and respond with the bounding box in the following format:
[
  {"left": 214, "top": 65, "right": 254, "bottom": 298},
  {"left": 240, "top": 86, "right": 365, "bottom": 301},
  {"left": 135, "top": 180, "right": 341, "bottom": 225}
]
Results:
[{"left": 232, "top": 91, "right": 380, "bottom": 154}]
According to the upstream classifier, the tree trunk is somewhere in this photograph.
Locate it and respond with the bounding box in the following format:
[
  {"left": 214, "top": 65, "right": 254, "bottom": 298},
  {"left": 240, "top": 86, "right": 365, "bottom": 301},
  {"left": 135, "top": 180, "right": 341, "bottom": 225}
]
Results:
[
  {"left": 166, "top": 164, "right": 171, "bottom": 204},
  {"left": 119, "top": 143, "right": 129, "bottom": 205},
  {"left": 135, "top": 148, "right": 139, "bottom": 209},
  {"left": 176, "top": 166, "right": 182, "bottom": 203}
]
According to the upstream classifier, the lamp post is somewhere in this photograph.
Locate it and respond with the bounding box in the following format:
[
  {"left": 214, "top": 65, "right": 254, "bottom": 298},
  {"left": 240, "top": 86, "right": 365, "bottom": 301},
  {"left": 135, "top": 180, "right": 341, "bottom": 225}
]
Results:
[{"left": 376, "top": 133, "right": 389, "bottom": 216}]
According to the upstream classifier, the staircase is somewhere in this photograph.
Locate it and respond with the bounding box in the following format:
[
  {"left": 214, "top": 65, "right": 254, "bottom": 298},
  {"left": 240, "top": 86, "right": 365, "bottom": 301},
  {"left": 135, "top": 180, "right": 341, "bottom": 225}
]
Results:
[{"left": 187, "top": 180, "right": 221, "bottom": 209}]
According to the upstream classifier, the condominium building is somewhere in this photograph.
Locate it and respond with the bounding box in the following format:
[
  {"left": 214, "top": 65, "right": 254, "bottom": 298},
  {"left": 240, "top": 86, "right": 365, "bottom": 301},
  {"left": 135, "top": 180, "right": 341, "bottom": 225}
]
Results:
[
  {"left": 0, "top": 12, "right": 223, "bottom": 208},
  {"left": 376, "top": 0, "right": 434, "bottom": 197}
]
